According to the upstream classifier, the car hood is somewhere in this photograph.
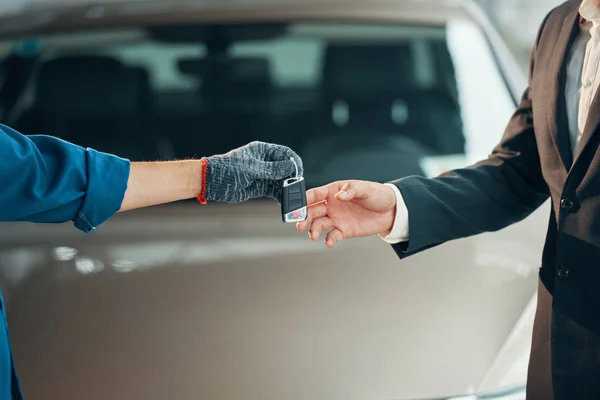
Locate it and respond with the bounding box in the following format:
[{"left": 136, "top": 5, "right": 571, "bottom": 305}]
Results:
[{"left": 0, "top": 201, "right": 546, "bottom": 400}]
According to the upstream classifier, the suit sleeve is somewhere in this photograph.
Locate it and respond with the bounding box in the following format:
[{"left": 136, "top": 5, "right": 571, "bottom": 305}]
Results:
[
  {"left": 391, "top": 12, "right": 552, "bottom": 259},
  {"left": 0, "top": 124, "right": 130, "bottom": 232}
]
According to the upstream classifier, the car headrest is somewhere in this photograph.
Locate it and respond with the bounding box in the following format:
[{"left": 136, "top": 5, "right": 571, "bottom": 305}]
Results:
[
  {"left": 322, "top": 45, "right": 415, "bottom": 100},
  {"left": 190, "top": 57, "right": 273, "bottom": 95},
  {"left": 130, "top": 66, "right": 153, "bottom": 113},
  {"left": 36, "top": 56, "right": 142, "bottom": 119}
]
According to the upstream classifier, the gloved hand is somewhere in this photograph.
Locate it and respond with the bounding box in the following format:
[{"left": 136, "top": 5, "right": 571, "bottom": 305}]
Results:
[{"left": 200, "top": 141, "right": 303, "bottom": 203}]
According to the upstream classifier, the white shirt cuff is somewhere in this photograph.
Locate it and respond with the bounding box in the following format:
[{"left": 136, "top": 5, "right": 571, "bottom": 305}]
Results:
[{"left": 378, "top": 183, "right": 409, "bottom": 244}]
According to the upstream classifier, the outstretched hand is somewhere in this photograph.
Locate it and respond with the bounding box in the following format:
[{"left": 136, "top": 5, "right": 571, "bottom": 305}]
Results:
[
  {"left": 203, "top": 141, "right": 303, "bottom": 203},
  {"left": 296, "top": 180, "right": 397, "bottom": 248}
]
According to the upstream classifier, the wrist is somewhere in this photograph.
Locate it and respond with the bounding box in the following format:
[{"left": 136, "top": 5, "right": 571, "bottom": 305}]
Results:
[
  {"left": 186, "top": 159, "right": 204, "bottom": 201},
  {"left": 378, "top": 183, "right": 409, "bottom": 243},
  {"left": 196, "top": 158, "right": 208, "bottom": 204},
  {"left": 379, "top": 184, "right": 398, "bottom": 237},
  {"left": 380, "top": 205, "right": 397, "bottom": 237}
]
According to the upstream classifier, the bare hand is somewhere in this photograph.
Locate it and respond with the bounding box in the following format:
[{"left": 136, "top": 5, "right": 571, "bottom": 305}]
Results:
[{"left": 296, "top": 180, "right": 397, "bottom": 248}]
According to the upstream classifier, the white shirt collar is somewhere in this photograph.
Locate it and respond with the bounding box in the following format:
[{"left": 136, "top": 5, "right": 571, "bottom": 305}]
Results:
[{"left": 580, "top": 0, "right": 600, "bottom": 23}]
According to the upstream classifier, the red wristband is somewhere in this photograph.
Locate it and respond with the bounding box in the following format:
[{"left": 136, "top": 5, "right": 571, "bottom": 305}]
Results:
[{"left": 197, "top": 157, "right": 208, "bottom": 204}]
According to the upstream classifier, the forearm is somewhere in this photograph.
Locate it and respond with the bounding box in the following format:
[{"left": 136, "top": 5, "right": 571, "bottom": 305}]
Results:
[{"left": 119, "top": 160, "right": 203, "bottom": 212}]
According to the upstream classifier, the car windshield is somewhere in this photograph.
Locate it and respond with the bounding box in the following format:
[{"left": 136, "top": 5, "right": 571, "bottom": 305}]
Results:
[{"left": 0, "top": 20, "right": 516, "bottom": 188}]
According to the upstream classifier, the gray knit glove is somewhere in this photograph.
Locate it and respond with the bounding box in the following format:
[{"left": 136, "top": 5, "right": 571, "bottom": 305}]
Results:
[{"left": 202, "top": 141, "right": 303, "bottom": 203}]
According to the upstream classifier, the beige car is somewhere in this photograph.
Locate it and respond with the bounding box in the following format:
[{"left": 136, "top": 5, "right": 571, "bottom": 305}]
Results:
[{"left": 0, "top": 0, "right": 548, "bottom": 399}]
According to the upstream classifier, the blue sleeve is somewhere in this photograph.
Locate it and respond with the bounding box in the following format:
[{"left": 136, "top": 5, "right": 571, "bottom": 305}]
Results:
[{"left": 0, "top": 124, "right": 130, "bottom": 233}]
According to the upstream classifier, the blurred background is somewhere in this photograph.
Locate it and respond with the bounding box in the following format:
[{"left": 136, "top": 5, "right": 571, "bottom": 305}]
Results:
[
  {"left": 0, "top": 1, "right": 569, "bottom": 400},
  {"left": 479, "top": 0, "right": 564, "bottom": 69}
]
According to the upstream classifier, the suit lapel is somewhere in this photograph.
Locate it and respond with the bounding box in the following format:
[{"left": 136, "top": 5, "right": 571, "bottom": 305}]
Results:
[{"left": 545, "top": 1, "right": 581, "bottom": 171}]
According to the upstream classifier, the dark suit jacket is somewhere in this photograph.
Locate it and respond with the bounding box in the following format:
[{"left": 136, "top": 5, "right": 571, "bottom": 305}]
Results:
[
  {"left": 392, "top": 0, "right": 600, "bottom": 336},
  {"left": 389, "top": 2, "right": 600, "bottom": 396},
  {"left": 394, "top": 0, "right": 600, "bottom": 333}
]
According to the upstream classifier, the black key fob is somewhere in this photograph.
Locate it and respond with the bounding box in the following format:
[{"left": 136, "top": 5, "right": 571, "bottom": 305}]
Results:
[{"left": 281, "top": 176, "right": 307, "bottom": 223}]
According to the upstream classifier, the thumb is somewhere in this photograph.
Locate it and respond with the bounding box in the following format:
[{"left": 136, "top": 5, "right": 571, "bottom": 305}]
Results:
[{"left": 335, "top": 181, "right": 373, "bottom": 202}]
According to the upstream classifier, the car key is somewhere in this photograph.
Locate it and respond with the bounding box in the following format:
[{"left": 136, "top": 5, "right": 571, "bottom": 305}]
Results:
[{"left": 281, "top": 158, "right": 307, "bottom": 223}]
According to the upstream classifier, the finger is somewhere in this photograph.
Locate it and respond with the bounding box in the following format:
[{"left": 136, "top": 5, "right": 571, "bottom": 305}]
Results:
[
  {"left": 261, "top": 142, "right": 295, "bottom": 162},
  {"left": 251, "top": 160, "right": 296, "bottom": 180},
  {"left": 259, "top": 145, "right": 303, "bottom": 178},
  {"left": 296, "top": 203, "right": 327, "bottom": 232},
  {"left": 274, "top": 146, "right": 304, "bottom": 176},
  {"left": 306, "top": 185, "right": 331, "bottom": 205},
  {"left": 308, "top": 217, "right": 334, "bottom": 241},
  {"left": 335, "top": 181, "right": 372, "bottom": 202},
  {"left": 325, "top": 228, "right": 345, "bottom": 248}
]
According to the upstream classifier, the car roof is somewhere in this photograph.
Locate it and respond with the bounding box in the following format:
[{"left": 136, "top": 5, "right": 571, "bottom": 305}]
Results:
[
  {"left": 4, "top": 0, "right": 468, "bottom": 11},
  {"left": 0, "top": 0, "right": 473, "bottom": 39}
]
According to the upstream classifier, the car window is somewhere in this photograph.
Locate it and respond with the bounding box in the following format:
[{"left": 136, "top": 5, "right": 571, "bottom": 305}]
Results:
[{"left": 5, "top": 21, "right": 516, "bottom": 188}]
